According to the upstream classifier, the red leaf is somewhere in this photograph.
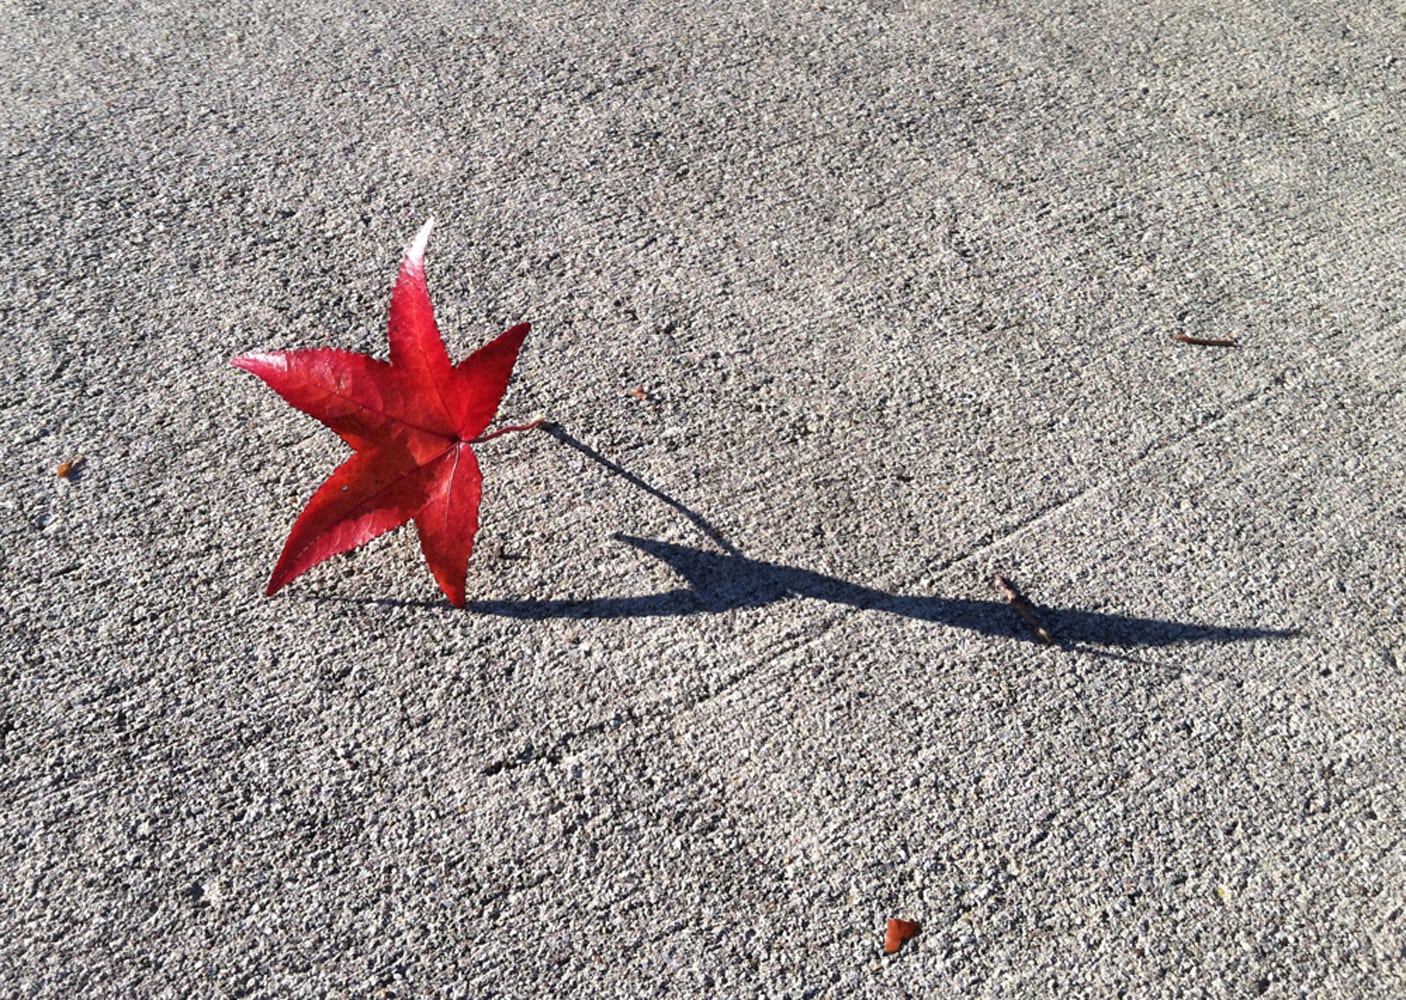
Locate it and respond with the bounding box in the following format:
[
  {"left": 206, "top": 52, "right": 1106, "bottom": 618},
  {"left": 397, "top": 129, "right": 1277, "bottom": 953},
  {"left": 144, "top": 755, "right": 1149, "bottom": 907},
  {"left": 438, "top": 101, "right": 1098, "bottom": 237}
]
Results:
[{"left": 232, "top": 219, "right": 530, "bottom": 607}]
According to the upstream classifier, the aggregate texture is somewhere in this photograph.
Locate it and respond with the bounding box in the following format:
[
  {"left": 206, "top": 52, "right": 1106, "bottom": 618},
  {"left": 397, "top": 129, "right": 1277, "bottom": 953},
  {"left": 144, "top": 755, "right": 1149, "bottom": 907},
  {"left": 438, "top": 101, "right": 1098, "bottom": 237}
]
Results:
[{"left": 3, "top": 2, "right": 1404, "bottom": 997}]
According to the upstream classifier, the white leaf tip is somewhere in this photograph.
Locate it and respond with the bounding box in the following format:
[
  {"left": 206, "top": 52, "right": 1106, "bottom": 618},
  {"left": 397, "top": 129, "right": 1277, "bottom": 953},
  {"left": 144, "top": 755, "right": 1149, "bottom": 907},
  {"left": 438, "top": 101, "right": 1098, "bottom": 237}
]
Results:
[{"left": 406, "top": 217, "right": 435, "bottom": 265}]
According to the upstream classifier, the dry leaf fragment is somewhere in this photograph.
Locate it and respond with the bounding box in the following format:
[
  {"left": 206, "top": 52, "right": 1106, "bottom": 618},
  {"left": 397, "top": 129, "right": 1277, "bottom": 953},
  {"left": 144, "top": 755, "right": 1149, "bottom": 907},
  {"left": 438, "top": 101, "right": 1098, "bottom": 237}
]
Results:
[
  {"left": 884, "top": 917, "right": 920, "bottom": 954},
  {"left": 994, "top": 573, "right": 1055, "bottom": 644},
  {"left": 56, "top": 456, "right": 85, "bottom": 479},
  {"left": 1172, "top": 333, "right": 1238, "bottom": 348}
]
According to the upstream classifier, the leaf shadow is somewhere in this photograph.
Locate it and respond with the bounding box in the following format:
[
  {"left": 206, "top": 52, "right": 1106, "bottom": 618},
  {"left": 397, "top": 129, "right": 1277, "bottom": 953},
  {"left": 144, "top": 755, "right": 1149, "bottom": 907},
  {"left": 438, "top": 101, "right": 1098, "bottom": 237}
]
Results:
[{"left": 463, "top": 424, "right": 1300, "bottom": 649}]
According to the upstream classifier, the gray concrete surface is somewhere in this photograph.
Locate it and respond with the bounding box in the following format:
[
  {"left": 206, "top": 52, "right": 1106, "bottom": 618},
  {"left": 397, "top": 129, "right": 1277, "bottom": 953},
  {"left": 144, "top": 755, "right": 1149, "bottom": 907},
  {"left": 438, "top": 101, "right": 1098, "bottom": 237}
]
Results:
[{"left": 4, "top": 1, "right": 1405, "bottom": 996}]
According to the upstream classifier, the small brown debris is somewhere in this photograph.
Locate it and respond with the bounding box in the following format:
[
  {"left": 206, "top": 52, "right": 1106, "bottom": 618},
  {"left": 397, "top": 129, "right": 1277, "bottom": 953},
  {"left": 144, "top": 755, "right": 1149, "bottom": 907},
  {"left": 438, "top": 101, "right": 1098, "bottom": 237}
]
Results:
[
  {"left": 994, "top": 573, "right": 1054, "bottom": 645},
  {"left": 56, "top": 456, "right": 85, "bottom": 479},
  {"left": 1172, "top": 333, "right": 1238, "bottom": 348},
  {"left": 629, "top": 386, "right": 649, "bottom": 400},
  {"left": 884, "top": 917, "right": 920, "bottom": 954}
]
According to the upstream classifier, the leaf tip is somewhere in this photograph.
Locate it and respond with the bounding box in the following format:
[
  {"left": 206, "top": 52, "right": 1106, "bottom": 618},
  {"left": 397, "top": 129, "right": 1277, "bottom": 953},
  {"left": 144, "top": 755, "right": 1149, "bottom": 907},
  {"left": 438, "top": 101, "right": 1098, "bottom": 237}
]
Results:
[
  {"left": 436, "top": 575, "right": 467, "bottom": 608},
  {"left": 405, "top": 217, "right": 435, "bottom": 267},
  {"left": 230, "top": 352, "right": 292, "bottom": 386}
]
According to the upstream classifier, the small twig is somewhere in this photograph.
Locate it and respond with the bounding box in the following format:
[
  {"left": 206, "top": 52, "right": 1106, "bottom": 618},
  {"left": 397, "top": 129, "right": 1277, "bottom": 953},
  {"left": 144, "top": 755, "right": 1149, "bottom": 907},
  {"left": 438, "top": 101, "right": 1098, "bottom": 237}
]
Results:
[
  {"left": 1172, "top": 333, "right": 1238, "bottom": 348},
  {"left": 993, "top": 573, "right": 1054, "bottom": 644},
  {"left": 471, "top": 417, "right": 544, "bottom": 444}
]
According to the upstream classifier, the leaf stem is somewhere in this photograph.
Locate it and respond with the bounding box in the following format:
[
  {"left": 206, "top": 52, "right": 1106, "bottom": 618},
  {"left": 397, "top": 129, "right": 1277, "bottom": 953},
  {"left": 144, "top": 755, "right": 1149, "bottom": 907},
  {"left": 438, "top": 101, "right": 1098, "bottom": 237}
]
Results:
[{"left": 471, "top": 417, "right": 545, "bottom": 444}]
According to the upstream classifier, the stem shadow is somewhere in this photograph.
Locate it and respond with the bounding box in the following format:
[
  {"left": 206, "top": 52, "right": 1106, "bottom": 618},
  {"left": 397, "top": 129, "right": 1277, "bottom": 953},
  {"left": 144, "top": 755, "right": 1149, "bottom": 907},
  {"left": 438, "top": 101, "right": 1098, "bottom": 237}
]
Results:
[{"left": 464, "top": 424, "right": 1299, "bottom": 648}]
